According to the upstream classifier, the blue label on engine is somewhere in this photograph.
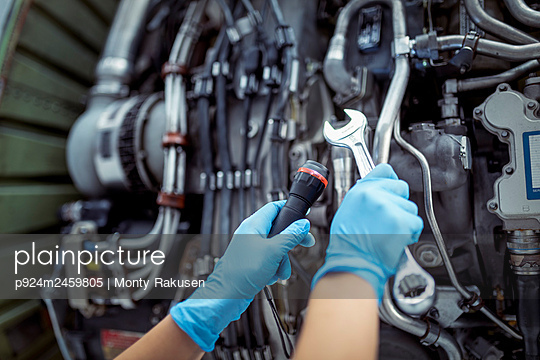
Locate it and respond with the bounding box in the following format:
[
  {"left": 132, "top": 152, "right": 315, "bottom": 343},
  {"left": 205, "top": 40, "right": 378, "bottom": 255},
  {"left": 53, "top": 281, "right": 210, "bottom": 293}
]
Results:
[{"left": 523, "top": 131, "right": 540, "bottom": 200}]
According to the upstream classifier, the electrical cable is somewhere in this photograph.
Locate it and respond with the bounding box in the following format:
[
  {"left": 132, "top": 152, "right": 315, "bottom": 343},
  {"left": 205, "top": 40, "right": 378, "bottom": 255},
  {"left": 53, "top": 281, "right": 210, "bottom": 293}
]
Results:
[
  {"left": 215, "top": 40, "right": 234, "bottom": 241},
  {"left": 239, "top": 96, "right": 254, "bottom": 221},
  {"left": 198, "top": 31, "right": 227, "bottom": 248},
  {"left": 264, "top": 286, "right": 294, "bottom": 358},
  {"left": 250, "top": 294, "right": 266, "bottom": 348},
  {"left": 198, "top": 96, "right": 215, "bottom": 236},
  {"left": 250, "top": 91, "right": 276, "bottom": 211},
  {"left": 266, "top": 0, "right": 298, "bottom": 200}
]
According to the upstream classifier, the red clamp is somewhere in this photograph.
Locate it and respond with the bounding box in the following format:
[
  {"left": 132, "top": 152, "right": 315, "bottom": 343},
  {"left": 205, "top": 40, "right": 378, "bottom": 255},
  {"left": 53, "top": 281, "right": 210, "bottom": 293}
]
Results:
[
  {"left": 157, "top": 192, "right": 185, "bottom": 209},
  {"left": 161, "top": 62, "right": 188, "bottom": 78},
  {"left": 162, "top": 132, "right": 189, "bottom": 148}
]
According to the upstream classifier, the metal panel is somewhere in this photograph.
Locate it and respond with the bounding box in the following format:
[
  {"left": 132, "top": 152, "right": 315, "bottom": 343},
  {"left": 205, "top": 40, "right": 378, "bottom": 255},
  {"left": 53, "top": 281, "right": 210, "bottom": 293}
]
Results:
[
  {"left": 0, "top": 126, "right": 67, "bottom": 177},
  {"left": 33, "top": 0, "right": 109, "bottom": 52},
  {"left": 17, "top": 8, "right": 98, "bottom": 83},
  {"left": 0, "top": 0, "right": 119, "bottom": 233},
  {"left": 0, "top": 183, "right": 78, "bottom": 233}
]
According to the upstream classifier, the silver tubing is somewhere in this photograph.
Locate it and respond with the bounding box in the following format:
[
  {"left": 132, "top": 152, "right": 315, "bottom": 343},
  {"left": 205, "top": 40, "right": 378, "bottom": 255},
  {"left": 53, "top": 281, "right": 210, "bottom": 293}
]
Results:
[
  {"left": 323, "top": 0, "right": 407, "bottom": 99},
  {"left": 393, "top": 119, "right": 523, "bottom": 340},
  {"left": 96, "top": 0, "right": 153, "bottom": 91},
  {"left": 380, "top": 285, "right": 462, "bottom": 360},
  {"left": 450, "top": 60, "right": 540, "bottom": 92},
  {"left": 436, "top": 36, "right": 540, "bottom": 61},
  {"left": 373, "top": 55, "right": 410, "bottom": 164},
  {"left": 323, "top": 0, "right": 410, "bottom": 164},
  {"left": 503, "top": 0, "right": 540, "bottom": 28},
  {"left": 479, "top": 306, "right": 522, "bottom": 340},
  {"left": 392, "top": 120, "right": 470, "bottom": 297},
  {"left": 463, "top": 0, "right": 537, "bottom": 44}
]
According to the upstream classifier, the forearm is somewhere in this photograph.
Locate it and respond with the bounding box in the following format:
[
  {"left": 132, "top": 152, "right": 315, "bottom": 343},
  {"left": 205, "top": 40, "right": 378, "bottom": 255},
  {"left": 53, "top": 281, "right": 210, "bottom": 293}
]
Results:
[
  {"left": 116, "top": 315, "right": 204, "bottom": 360},
  {"left": 294, "top": 273, "right": 379, "bottom": 360}
]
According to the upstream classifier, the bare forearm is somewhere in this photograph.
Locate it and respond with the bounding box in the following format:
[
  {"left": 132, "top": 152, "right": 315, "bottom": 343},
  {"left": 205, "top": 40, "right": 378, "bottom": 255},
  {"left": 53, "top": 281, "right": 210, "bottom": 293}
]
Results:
[
  {"left": 294, "top": 273, "right": 379, "bottom": 360},
  {"left": 116, "top": 315, "right": 204, "bottom": 360}
]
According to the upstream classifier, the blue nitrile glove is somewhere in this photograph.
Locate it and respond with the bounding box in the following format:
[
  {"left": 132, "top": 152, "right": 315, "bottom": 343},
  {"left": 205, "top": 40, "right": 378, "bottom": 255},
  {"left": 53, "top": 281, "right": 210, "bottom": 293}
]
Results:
[
  {"left": 170, "top": 200, "right": 315, "bottom": 352},
  {"left": 311, "top": 164, "right": 424, "bottom": 300}
]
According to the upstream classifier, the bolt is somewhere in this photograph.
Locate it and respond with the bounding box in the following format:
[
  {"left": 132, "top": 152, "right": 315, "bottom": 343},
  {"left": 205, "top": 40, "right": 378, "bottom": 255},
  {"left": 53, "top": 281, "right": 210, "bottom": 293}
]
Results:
[
  {"left": 489, "top": 202, "right": 498, "bottom": 210},
  {"left": 498, "top": 84, "right": 508, "bottom": 91},
  {"left": 428, "top": 308, "right": 440, "bottom": 319},
  {"left": 505, "top": 167, "right": 514, "bottom": 175},
  {"left": 528, "top": 101, "right": 537, "bottom": 110},
  {"left": 474, "top": 108, "right": 483, "bottom": 116},
  {"left": 501, "top": 131, "right": 509, "bottom": 138},
  {"left": 152, "top": 304, "right": 163, "bottom": 315}
]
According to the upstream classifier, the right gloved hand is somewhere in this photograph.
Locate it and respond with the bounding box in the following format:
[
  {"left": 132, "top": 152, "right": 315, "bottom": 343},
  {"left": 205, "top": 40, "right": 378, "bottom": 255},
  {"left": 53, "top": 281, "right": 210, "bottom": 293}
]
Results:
[{"left": 311, "top": 164, "right": 424, "bottom": 300}]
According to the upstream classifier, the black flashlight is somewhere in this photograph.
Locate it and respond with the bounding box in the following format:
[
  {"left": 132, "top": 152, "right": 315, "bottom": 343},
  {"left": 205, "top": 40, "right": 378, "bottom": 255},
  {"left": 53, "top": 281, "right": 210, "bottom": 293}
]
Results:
[{"left": 268, "top": 160, "right": 329, "bottom": 238}]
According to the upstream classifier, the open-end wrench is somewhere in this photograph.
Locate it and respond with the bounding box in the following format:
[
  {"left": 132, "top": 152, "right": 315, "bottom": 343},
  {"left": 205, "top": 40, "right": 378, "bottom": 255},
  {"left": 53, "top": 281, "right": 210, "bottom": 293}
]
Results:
[{"left": 323, "top": 109, "right": 435, "bottom": 316}]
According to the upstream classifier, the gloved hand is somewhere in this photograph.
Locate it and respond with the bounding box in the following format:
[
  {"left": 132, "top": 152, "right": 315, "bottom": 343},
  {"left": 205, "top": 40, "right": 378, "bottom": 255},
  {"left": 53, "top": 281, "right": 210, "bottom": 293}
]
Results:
[
  {"left": 171, "top": 200, "right": 315, "bottom": 352},
  {"left": 311, "top": 164, "right": 424, "bottom": 300}
]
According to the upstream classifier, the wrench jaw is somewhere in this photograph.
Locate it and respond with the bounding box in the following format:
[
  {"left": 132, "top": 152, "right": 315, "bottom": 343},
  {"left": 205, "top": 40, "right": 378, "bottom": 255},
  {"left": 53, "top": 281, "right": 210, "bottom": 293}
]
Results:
[
  {"left": 323, "top": 109, "right": 368, "bottom": 145},
  {"left": 392, "top": 248, "right": 437, "bottom": 316}
]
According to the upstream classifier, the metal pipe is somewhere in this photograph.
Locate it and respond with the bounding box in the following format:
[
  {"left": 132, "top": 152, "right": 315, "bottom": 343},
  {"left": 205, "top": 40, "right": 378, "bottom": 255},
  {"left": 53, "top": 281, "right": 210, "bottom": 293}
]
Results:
[
  {"left": 449, "top": 60, "right": 540, "bottom": 92},
  {"left": 323, "top": 0, "right": 406, "bottom": 98},
  {"left": 380, "top": 286, "right": 462, "bottom": 360},
  {"left": 503, "top": 0, "right": 540, "bottom": 28},
  {"left": 67, "top": 0, "right": 154, "bottom": 198},
  {"left": 95, "top": 0, "right": 153, "bottom": 95},
  {"left": 436, "top": 35, "right": 540, "bottom": 61},
  {"left": 393, "top": 119, "right": 523, "bottom": 340},
  {"left": 373, "top": 56, "right": 410, "bottom": 164},
  {"left": 463, "top": 0, "right": 537, "bottom": 44}
]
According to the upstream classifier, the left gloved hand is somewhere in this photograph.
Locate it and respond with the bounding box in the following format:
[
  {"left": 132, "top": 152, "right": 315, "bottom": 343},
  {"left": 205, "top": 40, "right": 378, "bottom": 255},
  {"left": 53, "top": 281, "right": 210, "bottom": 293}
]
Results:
[{"left": 170, "top": 200, "right": 315, "bottom": 352}]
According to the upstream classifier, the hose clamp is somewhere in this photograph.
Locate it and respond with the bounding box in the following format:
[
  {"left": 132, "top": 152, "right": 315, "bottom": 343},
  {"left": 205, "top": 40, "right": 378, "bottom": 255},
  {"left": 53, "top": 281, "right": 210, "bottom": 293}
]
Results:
[
  {"left": 161, "top": 62, "right": 189, "bottom": 78},
  {"left": 392, "top": 36, "right": 411, "bottom": 57},
  {"left": 420, "top": 320, "right": 441, "bottom": 346},
  {"left": 275, "top": 25, "right": 295, "bottom": 50},
  {"left": 156, "top": 192, "right": 185, "bottom": 209},
  {"left": 461, "top": 32, "right": 480, "bottom": 53}
]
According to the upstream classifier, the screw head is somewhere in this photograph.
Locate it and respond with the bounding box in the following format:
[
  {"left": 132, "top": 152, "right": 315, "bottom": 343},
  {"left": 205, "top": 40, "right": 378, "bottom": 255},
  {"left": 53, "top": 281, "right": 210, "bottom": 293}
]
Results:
[
  {"left": 489, "top": 202, "right": 498, "bottom": 210},
  {"left": 528, "top": 101, "right": 537, "bottom": 110},
  {"left": 474, "top": 108, "right": 483, "bottom": 116},
  {"left": 498, "top": 84, "right": 508, "bottom": 91},
  {"left": 505, "top": 167, "right": 514, "bottom": 175},
  {"left": 501, "top": 131, "right": 509, "bottom": 138},
  {"left": 428, "top": 308, "right": 440, "bottom": 319}
]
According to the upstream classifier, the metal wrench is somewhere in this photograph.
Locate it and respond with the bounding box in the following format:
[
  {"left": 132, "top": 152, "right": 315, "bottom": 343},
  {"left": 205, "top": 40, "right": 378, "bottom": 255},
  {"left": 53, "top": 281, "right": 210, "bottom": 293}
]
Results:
[{"left": 323, "top": 109, "right": 435, "bottom": 316}]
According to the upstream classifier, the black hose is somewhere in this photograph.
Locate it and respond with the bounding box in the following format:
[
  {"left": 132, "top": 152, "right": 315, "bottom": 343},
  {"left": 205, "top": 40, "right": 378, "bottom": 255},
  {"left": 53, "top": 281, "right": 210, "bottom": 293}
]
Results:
[
  {"left": 216, "top": 40, "right": 233, "bottom": 247},
  {"left": 241, "top": 312, "right": 255, "bottom": 358},
  {"left": 250, "top": 295, "right": 266, "bottom": 348},
  {"left": 198, "top": 32, "right": 227, "bottom": 251},
  {"left": 239, "top": 96, "right": 254, "bottom": 220},
  {"left": 216, "top": 0, "right": 235, "bottom": 27},
  {"left": 198, "top": 97, "right": 214, "bottom": 238},
  {"left": 250, "top": 91, "right": 276, "bottom": 210},
  {"left": 266, "top": 0, "right": 298, "bottom": 199},
  {"left": 515, "top": 274, "right": 540, "bottom": 360}
]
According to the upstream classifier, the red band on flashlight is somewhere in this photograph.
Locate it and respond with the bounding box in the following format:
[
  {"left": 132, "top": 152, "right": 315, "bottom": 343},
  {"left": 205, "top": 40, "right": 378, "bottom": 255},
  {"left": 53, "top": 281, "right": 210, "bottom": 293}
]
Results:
[{"left": 298, "top": 167, "right": 328, "bottom": 188}]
